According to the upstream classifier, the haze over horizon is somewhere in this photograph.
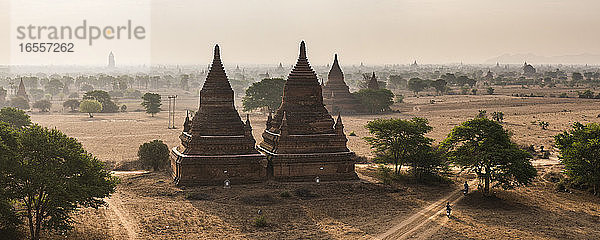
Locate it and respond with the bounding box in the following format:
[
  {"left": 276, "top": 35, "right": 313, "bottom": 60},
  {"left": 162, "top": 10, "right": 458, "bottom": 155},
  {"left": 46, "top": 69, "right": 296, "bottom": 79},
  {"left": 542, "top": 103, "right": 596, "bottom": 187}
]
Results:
[{"left": 2, "top": 0, "right": 600, "bottom": 66}]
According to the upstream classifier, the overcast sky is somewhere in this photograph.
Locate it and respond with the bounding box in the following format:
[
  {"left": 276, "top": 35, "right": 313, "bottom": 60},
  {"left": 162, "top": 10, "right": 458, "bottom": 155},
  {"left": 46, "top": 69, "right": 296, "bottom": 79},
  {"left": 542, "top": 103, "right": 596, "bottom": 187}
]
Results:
[{"left": 2, "top": 0, "right": 600, "bottom": 66}]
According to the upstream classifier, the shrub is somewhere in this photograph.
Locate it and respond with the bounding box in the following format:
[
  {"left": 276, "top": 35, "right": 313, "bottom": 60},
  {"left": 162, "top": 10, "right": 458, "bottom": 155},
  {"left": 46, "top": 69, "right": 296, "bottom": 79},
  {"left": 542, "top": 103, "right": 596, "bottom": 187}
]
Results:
[
  {"left": 254, "top": 215, "right": 268, "bottom": 228},
  {"left": 349, "top": 131, "right": 357, "bottom": 136},
  {"left": 138, "top": 140, "right": 170, "bottom": 171},
  {"left": 79, "top": 100, "right": 102, "bottom": 118},
  {"left": 33, "top": 100, "right": 52, "bottom": 112},
  {"left": 279, "top": 191, "right": 291, "bottom": 198}
]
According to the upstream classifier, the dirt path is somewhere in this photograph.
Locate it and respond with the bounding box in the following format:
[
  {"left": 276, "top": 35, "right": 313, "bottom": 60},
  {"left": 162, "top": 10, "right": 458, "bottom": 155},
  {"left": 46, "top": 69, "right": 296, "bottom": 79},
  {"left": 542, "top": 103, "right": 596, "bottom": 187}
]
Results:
[
  {"left": 373, "top": 181, "right": 476, "bottom": 240},
  {"left": 104, "top": 171, "right": 148, "bottom": 240},
  {"left": 105, "top": 192, "right": 139, "bottom": 240}
]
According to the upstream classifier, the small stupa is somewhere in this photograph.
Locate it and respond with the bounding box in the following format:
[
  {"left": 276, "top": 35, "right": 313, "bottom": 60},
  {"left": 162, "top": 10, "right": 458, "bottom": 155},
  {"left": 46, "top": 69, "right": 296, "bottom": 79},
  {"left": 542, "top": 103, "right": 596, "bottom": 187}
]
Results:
[
  {"left": 322, "top": 54, "right": 365, "bottom": 114},
  {"left": 16, "top": 78, "right": 29, "bottom": 102},
  {"left": 367, "top": 72, "right": 379, "bottom": 89}
]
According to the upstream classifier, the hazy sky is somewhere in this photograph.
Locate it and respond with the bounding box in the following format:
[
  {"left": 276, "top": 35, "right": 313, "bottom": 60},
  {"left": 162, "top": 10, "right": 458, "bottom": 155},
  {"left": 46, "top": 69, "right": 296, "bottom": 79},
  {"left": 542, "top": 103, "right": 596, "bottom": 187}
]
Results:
[{"left": 3, "top": 0, "right": 600, "bottom": 66}]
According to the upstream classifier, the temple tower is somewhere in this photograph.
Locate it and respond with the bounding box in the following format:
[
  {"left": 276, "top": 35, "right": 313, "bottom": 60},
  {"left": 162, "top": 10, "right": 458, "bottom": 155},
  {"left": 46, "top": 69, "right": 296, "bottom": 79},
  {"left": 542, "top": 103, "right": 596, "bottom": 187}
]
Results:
[
  {"left": 367, "top": 72, "right": 379, "bottom": 89},
  {"left": 322, "top": 54, "right": 365, "bottom": 114},
  {"left": 258, "top": 41, "right": 357, "bottom": 182},
  {"left": 16, "top": 78, "right": 29, "bottom": 102},
  {"left": 108, "top": 52, "right": 115, "bottom": 68},
  {"left": 170, "top": 45, "right": 267, "bottom": 186}
]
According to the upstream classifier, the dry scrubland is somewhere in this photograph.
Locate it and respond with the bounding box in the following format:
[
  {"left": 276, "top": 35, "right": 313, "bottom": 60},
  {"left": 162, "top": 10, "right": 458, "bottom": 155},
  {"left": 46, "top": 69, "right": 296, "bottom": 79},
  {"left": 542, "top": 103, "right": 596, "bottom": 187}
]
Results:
[{"left": 29, "top": 87, "right": 600, "bottom": 239}]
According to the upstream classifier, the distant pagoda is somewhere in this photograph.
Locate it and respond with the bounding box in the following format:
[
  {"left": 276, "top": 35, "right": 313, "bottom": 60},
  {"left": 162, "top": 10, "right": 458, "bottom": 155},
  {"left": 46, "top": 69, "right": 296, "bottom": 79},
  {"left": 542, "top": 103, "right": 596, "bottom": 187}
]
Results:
[
  {"left": 16, "top": 78, "right": 29, "bottom": 102},
  {"left": 170, "top": 45, "right": 267, "bottom": 186},
  {"left": 367, "top": 72, "right": 379, "bottom": 89},
  {"left": 322, "top": 54, "right": 365, "bottom": 114},
  {"left": 108, "top": 52, "right": 115, "bottom": 68},
  {"left": 258, "top": 41, "right": 357, "bottom": 182}
]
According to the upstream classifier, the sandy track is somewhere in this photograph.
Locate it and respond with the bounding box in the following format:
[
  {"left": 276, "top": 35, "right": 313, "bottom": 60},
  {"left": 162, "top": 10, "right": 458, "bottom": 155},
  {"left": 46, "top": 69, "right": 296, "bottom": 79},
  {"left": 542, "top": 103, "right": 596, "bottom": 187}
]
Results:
[
  {"left": 105, "top": 171, "right": 146, "bottom": 240},
  {"left": 373, "top": 181, "right": 476, "bottom": 240}
]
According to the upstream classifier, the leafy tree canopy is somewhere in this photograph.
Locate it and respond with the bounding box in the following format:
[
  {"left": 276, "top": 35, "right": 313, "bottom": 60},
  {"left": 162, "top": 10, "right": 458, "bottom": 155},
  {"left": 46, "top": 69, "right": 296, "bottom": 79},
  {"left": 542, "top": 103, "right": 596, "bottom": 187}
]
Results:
[
  {"left": 441, "top": 118, "right": 537, "bottom": 195},
  {"left": 0, "top": 107, "right": 32, "bottom": 128},
  {"left": 555, "top": 122, "right": 600, "bottom": 195},
  {"left": 141, "top": 92, "right": 162, "bottom": 117},
  {"left": 33, "top": 100, "right": 52, "bottom": 112},
  {"left": 242, "top": 78, "right": 285, "bottom": 112},
  {"left": 10, "top": 96, "right": 30, "bottom": 110},
  {"left": 138, "top": 140, "right": 170, "bottom": 171},
  {"left": 79, "top": 100, "right": 102, "bottom": 118},
  {"left": 83, "top": 90, "right": 118, "bottom": 113},
  {"left": 0, "top": 124, "right": 117, "bottom": 240},
  {"left": 352, "top": 89, "right": 394, "bottom": 114},
  {"left": 365, "top": 117, "right": 436, "bottom": 175}
]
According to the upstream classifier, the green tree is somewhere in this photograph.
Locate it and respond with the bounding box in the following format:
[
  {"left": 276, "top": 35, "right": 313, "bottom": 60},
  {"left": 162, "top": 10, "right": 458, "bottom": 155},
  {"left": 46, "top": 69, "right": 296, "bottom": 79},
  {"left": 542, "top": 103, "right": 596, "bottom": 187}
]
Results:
[
  {"left": 0, "top": 107, "right": 32, "bottom": 128},
  {"left": 486, "top": 87, "right": 495, "bottom": 95},
  {"left": 364, "top": 117, "right": 434, "bottom": 174},
  {"left": 0, "top": 124, "right": 116, "bottom": 240},
  {"left": 79, "top": 100, "right": 102, "bottom": 118},
  {"left": 353, "top": 89, "right": 394, "bottom": 114},
  {"left": 0, "top": 123, "right": 22, "bottom": 238},
  {"left": 0, "top": 87, "right": 7, "bottom": 106},
  {"left": 83, "top": 90, "right": 118, "bottom": 113},
  {"left": 572, "top": 72, "right": 584, "bottom": 81},
  {"left": 431, "top": 79, "right": 447, "bottom": 95},
  {"left": 141, "top": 92, "right": 162, "bottom": 117},
  {"left": 408, "top": 77, "right": 427, "bottom": 96},
  {"left": 32, "top": 100, "right": 52, "bottom": 112},
  {"left": 63, "top": 99, "right": 80, "bottom": 112},
  {"left": 441, "top": 118, "right": 537, "bottom": 196},
  {"left": 180, "top": 74, "right": 190, "bottom": 91},
  {"left": 45, "top": 79, "right": 64, "bottom": 96},
  {"left": 10, "top": 96, "right": 30, "bottom": 110},
  {"left": 242, "top": 78, "right": 285, "bottom": 112},
  {"left": 387, "top": 75, "right": 407, "bottom": 89},
  {"left": 138, "top": 140, "right": 170, "bottom": 171},
  {"left": 555, "top": 122, "right": 600, "bottom": 195},
  {"left": 492, "top": 111, "right": 504, "bottom": 122}
]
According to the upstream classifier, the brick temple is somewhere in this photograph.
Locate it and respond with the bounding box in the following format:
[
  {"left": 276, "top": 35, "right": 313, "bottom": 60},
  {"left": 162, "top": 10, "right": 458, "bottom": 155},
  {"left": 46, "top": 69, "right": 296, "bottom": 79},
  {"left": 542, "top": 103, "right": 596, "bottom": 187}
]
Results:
[
  {"left": 170, "top": 45, "right": 267, "bottom": 186},
  {"left": 258, "top": 41, "right": 358, "bottom": 182},
  {"left": 322, "top": 54, "right": 365, "bottom": 114},
  {"left": 367, "top": 72, "right": 379, "bottom": 90}
]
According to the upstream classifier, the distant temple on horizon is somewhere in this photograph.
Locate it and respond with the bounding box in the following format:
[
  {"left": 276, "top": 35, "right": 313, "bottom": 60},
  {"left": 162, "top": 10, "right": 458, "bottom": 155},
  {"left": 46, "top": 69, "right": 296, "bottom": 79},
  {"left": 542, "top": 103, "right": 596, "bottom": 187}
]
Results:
[
  {"left": 322, "top": 54, "right": 365, "bottom": 114},
  {"left": 367, "top": 72, "right": 379, "bottom": 90},
  {"left": 108, "top": 52, "right": 115, "bottom": 68},
  {"left": 170, "top": 45, "right": 267, "bottom": 186},
  {"left": 523, "top": 62, "right": 536, "bottom": 76},
  {"left": 257, "top": 41, "right": 357, "bottom": 182},
  {"left": 16, "top": 78, "right": 29, "bottom": 102}
]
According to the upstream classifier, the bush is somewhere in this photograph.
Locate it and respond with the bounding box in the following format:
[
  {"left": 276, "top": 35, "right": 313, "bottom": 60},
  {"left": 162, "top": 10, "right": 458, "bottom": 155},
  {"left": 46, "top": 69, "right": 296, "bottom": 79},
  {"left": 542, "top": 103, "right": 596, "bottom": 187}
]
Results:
[
  {"left": 349, "top": 131, "right": 357, "bottom": 136},
  {"left": 33, "top": 100, "right": 52, "bottom": 112},
  {"left": 279, "top": 191, "right": 291, "bottom": 198},
  {"left": 138, "top": 140, "right": 170, "bottom": 171},
  {"left": 254, "top": 215, "right": 268, "bottom": 228},
  {"left": 10, "top": 96, "right": 29, "bottom": 110}
]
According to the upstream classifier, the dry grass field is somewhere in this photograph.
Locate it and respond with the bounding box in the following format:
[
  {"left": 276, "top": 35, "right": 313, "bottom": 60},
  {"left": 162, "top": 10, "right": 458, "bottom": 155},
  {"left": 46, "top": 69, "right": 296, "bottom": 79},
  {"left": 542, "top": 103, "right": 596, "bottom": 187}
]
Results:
[{"left": 27, "top": 87, "right": 600, "bottom": 239}]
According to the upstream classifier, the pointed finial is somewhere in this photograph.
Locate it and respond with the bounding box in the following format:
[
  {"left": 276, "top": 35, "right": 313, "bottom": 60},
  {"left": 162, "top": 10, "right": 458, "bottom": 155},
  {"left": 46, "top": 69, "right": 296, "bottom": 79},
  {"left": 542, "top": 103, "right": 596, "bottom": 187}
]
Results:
[
  {"left": 280, "top": 111, "right": 289, "bottom": 135},
  {"left": 299, "top": 41, "right": 306, "bottom": 59},
  {"left": 337, "top": 112, "right": 342, "bottom": 124},
  {"left": 334, "top": 54, "right": 338, "bottom": 62},
  {"left": 214, "top": 44, "right": 220, "bottom": 59},
  {"left": 266, "top": 111, "right": 273, "bottom": 129},
  {"left": 372, "top": 72, "right": 376, "bottom": 78},
  {"left": 245, "top": 114, "right": 252, "bottom": 129}
]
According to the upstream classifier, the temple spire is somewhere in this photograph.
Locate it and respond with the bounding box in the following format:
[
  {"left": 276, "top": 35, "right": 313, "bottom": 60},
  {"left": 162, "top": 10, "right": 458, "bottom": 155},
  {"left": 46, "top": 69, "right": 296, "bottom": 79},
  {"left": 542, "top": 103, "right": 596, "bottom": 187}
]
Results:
[
  {"left": 299, "top": 41, "right": 306, "bottom": 59},
  {"left": 214, "top": 44, "right": 220, "bottom": 58}
]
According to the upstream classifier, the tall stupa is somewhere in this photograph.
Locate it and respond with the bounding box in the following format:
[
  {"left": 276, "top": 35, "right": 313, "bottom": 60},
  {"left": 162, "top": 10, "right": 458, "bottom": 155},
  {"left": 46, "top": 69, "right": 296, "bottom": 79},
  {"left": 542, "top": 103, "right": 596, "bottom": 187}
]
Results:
[
  {"left": 170, "top": 45, "right": 267, "bottom": 186},
  {"left": 258, "top": 41, "right": 357, "bottom": 182}
]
